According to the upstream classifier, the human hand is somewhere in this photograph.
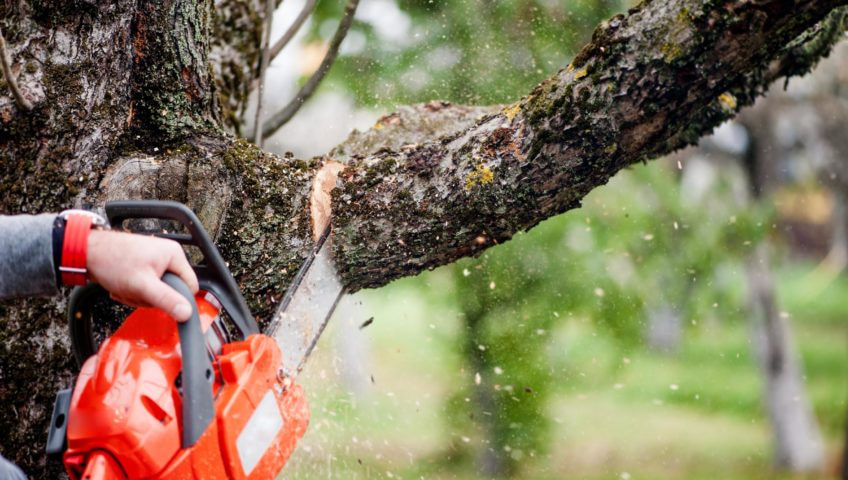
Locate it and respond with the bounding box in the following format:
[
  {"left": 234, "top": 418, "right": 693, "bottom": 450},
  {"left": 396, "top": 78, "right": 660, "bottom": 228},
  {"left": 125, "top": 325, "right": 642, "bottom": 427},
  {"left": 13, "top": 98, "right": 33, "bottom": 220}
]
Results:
[{"left": 85, "top": 230, "right": 199, "bottom": 321}]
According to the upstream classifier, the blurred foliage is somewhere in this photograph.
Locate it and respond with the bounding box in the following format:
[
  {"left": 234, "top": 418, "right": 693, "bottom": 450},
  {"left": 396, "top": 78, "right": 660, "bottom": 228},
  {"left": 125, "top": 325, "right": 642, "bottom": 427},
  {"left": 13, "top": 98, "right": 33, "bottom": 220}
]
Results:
[
  {"left": 288, "top": 158, "right": 834, "bottom": 480},
  {"left": 309, "top": 0, "right": 622, "bottom": 106},
  {"left": 436, "top": 160, "right": 774, "bottom": 476}
]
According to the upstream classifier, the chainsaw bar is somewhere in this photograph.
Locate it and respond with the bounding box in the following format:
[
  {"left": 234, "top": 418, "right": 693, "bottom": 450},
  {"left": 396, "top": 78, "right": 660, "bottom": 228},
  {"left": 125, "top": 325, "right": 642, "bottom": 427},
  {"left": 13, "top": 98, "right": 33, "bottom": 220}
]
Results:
[{"left": 267, "top": 227, "right": 345, "bottom": 378}]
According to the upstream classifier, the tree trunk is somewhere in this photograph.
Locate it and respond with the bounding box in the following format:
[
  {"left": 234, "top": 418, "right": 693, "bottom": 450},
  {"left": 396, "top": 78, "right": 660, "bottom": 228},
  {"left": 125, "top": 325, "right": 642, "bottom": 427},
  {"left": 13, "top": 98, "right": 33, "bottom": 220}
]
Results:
[
  {"left": 644, "top": 304, "right": 682, "bottom": 353},
  {"left": 1, "top": 0, "right": 847, "bottom": 475},
  {"left": 462, "top": 308, "right": 511, "bottom": 478},
  {"left": 745, "top": 244, "right": 825, "bottom": 471},
  {"left": 834, "top": 185, "right": 848, "bottom": 480},
  {"left": 737, "top": 100, "right": 827, "bottom": 472}
]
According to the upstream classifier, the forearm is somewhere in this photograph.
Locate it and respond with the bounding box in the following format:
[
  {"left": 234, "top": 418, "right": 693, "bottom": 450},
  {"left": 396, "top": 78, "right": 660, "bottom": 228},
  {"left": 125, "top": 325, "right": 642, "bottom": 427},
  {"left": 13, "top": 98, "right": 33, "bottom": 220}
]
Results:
[{"left": 0, "top": 214, "right": 59, "bottom": 299}]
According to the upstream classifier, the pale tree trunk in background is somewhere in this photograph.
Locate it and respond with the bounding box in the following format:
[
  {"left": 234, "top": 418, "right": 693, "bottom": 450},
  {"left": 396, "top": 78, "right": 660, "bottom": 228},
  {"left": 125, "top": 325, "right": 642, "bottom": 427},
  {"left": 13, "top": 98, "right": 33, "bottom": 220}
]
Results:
[
  {"left": 740, "top": 38, "right": 848, "bottom": 474},
  {"left": 745, "top": 244, "right": 825, "bottom": 471},
  {"left": 739, "top": 106, "right": 826, "bottom": 471},
  {"left": 462, "top": 309, "right": 510, "bottom": 478},
  {"left": 643, "top": 269, "right": 692, "bottom": 353},
  {"left": 0, "top": 0, "right": 847, "bottom": 476},
  {"left": 644, "top": 302, "right": 682, "bottom": 353}
]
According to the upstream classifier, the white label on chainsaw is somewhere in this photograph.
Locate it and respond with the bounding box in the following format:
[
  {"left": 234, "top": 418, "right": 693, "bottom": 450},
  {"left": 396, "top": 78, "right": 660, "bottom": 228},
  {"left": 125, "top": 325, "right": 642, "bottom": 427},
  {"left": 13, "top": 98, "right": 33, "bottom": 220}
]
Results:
[{"left": 237, "top": 389, "right": 284, "bottom": 475}]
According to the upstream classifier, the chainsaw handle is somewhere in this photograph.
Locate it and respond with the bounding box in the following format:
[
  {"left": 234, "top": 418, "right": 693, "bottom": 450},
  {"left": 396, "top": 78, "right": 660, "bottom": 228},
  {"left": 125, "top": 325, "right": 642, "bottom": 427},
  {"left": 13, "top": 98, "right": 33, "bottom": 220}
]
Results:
[
  {"left": 162, "top": 272, "right": 216, "bottom": 448},
  {"left": 105, "top": 200, "right": 259, "bottom": 337}
]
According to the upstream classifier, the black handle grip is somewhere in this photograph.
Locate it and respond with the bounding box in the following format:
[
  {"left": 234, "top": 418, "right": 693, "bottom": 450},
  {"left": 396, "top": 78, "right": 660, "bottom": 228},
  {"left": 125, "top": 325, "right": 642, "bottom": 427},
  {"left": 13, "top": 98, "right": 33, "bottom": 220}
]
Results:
[
  {"left": 67, "top": 284, "right": 108, "bottom": 367},
  {"left": 161, "top": 273, "right": 216, "bottom": 448},
  {"left": 105, "top": 200, "right": 258, "bottom": 337}
]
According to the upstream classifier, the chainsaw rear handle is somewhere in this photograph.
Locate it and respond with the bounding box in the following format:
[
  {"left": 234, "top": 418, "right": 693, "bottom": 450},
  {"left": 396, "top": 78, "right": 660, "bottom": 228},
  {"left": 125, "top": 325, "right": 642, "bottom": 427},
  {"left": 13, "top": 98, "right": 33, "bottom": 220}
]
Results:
[
  {"left": 67, "top": 283, "right": 105, "bottom": 367},
  {"left": 105, "top": 200, "right": 258, "bottom": 337},
  {"left": 162, "top": 272, "right": 215, "bottom": 448}
]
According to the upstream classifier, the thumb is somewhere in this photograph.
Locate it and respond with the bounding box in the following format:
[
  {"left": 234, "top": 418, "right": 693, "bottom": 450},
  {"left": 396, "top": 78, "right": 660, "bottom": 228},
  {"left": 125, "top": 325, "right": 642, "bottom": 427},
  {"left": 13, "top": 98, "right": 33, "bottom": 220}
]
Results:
[{"left": 135, "top": 274, "right": 194, "bottom": 322}]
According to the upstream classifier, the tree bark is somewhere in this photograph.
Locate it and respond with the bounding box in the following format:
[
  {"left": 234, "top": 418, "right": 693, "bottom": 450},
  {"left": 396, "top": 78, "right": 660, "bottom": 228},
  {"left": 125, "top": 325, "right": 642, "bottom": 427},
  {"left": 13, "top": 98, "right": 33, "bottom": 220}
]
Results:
[{"left": 0, "top": 0, "right": 846, "bottom": 475}]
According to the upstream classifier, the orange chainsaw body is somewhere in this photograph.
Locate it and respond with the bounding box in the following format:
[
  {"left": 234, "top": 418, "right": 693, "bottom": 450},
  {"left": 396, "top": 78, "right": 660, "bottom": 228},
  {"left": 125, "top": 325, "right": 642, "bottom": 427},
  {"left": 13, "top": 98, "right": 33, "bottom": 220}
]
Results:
[{"left": 62, "top": 294, "right": 309, "bottom": 480}]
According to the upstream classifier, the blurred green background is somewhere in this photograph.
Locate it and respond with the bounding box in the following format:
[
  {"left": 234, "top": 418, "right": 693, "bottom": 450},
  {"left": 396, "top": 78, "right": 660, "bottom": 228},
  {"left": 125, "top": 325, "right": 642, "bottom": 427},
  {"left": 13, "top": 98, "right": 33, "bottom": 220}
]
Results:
[{"left": 262, "top": 0, "right": 848, "bottom": 478}]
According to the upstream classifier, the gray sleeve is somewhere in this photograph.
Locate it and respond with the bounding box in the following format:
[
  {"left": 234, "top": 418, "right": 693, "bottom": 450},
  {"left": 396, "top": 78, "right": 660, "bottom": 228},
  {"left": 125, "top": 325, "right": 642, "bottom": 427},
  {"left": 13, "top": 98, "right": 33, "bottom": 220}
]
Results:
[
  {"left": 0, "top": 453, "right": 26, "bottom": 480},
  {"left": 0, "top": 214, "right": 59, "bottom": 300}
]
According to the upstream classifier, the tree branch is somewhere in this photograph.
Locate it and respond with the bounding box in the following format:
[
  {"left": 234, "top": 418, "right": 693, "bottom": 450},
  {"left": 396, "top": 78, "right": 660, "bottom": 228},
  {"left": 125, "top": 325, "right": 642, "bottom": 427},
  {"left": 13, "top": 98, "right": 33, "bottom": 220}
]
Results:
[
  {"left": 329, "top": 0, "right": 848, "bottom": 291},
  {"left": 269, "top": 0, "right": 318, "bottom": 61},
  {"left": 0, "top": 27, "right": 32, "bottom": 111},
  {"left": 253, "top": 0, "right": 277, "bottom": 147},
  {"left": 261, "top": 0, "right": 359, "bottom": 139},
  {"left": 767, "top": 6, "right": 848, "bottom": 85}
]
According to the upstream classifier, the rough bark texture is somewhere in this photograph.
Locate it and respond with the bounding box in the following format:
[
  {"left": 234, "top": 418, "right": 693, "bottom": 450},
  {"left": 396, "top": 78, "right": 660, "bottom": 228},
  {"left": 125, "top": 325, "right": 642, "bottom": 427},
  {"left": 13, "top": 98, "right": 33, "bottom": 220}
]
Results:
[
  {"left": 0, "top": 0, "right": 846, "bottom": 476},
  {"left": 330, "top": 0, "right": 848, "bottom": 290}
]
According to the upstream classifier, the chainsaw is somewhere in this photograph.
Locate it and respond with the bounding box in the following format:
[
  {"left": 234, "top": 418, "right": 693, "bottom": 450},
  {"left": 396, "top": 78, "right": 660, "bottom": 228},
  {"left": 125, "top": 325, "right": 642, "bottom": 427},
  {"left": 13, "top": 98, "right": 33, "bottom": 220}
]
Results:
[{"left": 45, "top": 200, "right": 345, "bottom": 479}]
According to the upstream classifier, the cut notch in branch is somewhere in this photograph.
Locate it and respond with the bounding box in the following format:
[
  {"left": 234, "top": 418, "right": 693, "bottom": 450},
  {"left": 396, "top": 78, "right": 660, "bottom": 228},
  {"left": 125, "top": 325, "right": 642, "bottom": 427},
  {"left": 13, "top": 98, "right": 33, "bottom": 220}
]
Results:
[
  {"left": 0, "top": 27, "right": 33, "bottom": 111},
  {"left": 261, "top": 0, "right": 359, "bottom": 140}
]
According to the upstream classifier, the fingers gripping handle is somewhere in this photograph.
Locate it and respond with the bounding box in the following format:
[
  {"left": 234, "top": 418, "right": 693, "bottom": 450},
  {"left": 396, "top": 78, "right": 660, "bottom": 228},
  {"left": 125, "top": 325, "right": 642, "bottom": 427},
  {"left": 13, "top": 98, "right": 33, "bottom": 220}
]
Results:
[
  {"left": 162, "top": 273, "right": 215, "bottom": 448},
  {"left": 105, "top": 200, "right": 259, "bottom": 337}
]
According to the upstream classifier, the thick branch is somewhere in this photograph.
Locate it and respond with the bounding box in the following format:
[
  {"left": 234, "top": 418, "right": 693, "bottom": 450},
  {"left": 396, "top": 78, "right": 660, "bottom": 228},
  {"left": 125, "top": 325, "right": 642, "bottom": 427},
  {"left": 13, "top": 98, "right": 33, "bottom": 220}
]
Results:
[{"left": 329, "top": 0, "right": 848, "bottom": 291}]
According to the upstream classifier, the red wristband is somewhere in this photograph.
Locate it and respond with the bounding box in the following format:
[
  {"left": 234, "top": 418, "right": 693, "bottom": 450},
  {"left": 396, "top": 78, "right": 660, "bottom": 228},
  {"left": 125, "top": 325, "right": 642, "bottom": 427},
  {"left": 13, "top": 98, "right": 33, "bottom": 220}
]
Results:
[{"left": 60, "top": 213, "right": 93, "bottom": 286}]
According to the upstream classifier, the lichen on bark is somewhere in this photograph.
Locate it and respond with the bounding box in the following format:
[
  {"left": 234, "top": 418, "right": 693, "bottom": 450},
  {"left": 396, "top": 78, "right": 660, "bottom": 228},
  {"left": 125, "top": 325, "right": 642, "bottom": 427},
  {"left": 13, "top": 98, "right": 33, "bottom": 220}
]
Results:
[
  {"left": 129, "top": 0, "right": 220, "bottom": 146},
  {"left": 215, "top": 138, "right": 318, "bottom": 326}
]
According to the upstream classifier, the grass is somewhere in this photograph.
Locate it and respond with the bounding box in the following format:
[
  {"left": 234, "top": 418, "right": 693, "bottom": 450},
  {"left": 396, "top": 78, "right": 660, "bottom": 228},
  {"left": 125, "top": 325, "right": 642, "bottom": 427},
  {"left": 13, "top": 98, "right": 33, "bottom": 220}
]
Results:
[{"left": 282, "top": 260, "right": 847, "bottom": 479}]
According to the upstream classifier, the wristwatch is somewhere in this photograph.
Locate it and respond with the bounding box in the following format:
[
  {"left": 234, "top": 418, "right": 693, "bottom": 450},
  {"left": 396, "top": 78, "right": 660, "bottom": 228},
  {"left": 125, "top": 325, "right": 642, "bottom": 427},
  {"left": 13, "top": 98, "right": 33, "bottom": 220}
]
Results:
[{"left": 53, "top": 210, "right": 109, "bottom": 286}]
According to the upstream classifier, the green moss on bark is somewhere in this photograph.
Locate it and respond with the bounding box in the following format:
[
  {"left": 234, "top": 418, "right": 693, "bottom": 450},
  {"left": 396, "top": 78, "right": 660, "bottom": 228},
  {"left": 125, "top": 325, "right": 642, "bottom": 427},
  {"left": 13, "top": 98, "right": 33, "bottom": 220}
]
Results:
[
  {"left": 129, "top": 0, "right": 220, "bottom": 147},
  {"left": 216, "top": 138, "right": 318, "bottom": 326}
]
